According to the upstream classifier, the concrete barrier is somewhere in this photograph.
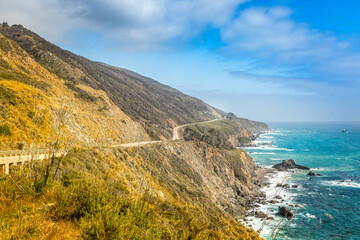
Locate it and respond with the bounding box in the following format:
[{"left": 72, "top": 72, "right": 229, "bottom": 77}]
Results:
[{"left": 0, "top": 150, "right": 67, "bottom": 175}]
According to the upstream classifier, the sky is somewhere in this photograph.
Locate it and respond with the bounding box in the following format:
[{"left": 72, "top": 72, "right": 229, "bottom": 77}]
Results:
[{"left": 1, "top": 0, "right": 360, "bottom": 122}]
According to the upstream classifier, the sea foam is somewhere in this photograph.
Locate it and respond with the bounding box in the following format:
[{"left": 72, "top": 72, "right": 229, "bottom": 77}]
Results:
[{"left": 323, "top": 180, "right": 360, "bottom": 189}]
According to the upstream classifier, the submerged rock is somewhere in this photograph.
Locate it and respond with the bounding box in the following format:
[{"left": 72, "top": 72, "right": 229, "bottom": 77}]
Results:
[
  {"left": 273, "top": 159, "right": 310, "bottom": 171},
  {"left": 278, "top": 206, "right": 294, "bottom": 218},
  {"left": 307, "top": 171, "right": 316, "bottom": 176},
  {"left": 316, "top": 173, "right": 323, "bottom": 176}
]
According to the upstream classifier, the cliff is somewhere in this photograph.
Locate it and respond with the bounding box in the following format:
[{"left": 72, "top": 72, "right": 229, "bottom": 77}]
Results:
[{"left": 182, "top": 118, "right": 270, "bottom": 148}]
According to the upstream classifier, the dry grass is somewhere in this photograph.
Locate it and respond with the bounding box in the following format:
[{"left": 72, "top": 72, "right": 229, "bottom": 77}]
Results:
[{"left": 0, "top": 147, "right": 261, "bottom": 240}]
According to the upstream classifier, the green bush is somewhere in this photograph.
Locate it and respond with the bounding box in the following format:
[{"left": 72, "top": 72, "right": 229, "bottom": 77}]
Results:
[{"left": 0, "top": 124, "right": 11, "bottom": 136}]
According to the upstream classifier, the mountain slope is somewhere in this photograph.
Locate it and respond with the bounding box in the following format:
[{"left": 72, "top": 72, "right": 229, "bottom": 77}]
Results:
[
  {"left": 0, "top": 32, "right": 149, "bottom": 149},
  {"left": 0, "top": 23, "right": 222, "bottom": 139}
]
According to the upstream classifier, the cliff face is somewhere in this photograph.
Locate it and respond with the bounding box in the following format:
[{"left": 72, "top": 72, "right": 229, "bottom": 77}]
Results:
[
  {"left": 124, "top": 141, "right": 262, "bottom": 217},
  {"left": 182, "top": 118, "right": 270, "bottom": 148}
]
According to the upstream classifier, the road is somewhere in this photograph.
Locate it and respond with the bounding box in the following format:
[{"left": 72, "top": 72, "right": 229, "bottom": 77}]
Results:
[
  {"left": 112, "top": 118, "right": 222, "bottom": 148},
  {"left": 0, "top": 118, "right": 222, "bottom": 173},
  {"left": 172, "top": 118, "right": 221, "bottom": 140},
  {"left": 111, "top": 141, "right": 162, "bottom": 148}
]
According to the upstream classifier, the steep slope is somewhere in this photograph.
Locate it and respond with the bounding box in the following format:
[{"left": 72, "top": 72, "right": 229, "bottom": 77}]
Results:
[
  {"left": 0, "top": 33, "right": 149, "bottom": 149},
  {"left": 0, "top": 23, "right": 222, "bottom": 139},
  {"left": 0, "top": 143, "right": 262, "bottom": 239}
]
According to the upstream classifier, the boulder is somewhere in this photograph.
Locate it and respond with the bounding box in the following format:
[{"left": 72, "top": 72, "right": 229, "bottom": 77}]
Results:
[
  {"left": 259, "top": 199, "right": 267, "bottom": 205},
  {"left": 316, "top": 174, "right": 323, "bottom": 176},
  {"left": 307, "top": 171, "right": 316, "bottom": 176},
  {"left": 255, "top": 211, "right": 268, "bottom": 219},
  {"left": 283, "top": 184, "right": 290, "bottom": 188},
  {"left": 273, "top": 159, "right": 310, "bottom": 171},
  {"left": 267, "top": 216, "right": 274, "bottom": 220},
  {"left": 278, "top": 206, "right": 294, "bottom": 218},
  {"left": 276, "top": 183, "right": 282, "bottom": 187},
  {"left": 274, "top": 195, "right": 282, "bottom": 199},
  {"left": 292, "top": 185, "right": 298, "bottom": 188}
]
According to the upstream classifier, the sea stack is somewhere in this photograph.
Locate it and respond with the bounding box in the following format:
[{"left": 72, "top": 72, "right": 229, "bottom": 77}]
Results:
[{"left": 272, "top": 159, "right": 310, "bottom": 171}]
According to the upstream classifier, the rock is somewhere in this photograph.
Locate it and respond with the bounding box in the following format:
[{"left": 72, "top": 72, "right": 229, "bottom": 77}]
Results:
[
  {"left": 278, "top": 206, "right": 294, "bottom": 218},
  {"left": 262, "top": 142, "right": 274, "bottom": 147},
  {"left": 255, "top": 211, "right": 268, "bottom": 219},
  {"left": 307, "top": 171, "right": 316, "bottom": 176},
  {"left": 316, "top": 174, "right": 323, "bottom": 176},
  {"left": 254, "top": 204, "right": 261, "bottom": 208},
  {"left": 273, "top": 159, "right": 310, "bottom": 171},
  {"left": 276, "top": 183, "right": 282, "bottom": 187},
  {"left": 274, "top": 195, "right": 282, "bottom": 199},
  {"left": 283, "top": 184, "right": 290, "bottom": 188},
  {"left": 267, "top": 216, "right": 274, "bottom": 220},
  {"left": 259, "top": 199, "right": 267, "bottom": 205},
  {"left": 268, "top": 200, "right": 277, "bottom": 204},
  {"left": 292, "top": 185, "right": 298, "bottom": 188}
]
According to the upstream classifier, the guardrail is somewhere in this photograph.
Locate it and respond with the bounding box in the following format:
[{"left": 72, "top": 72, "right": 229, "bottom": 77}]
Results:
[{"left": 0, "top": 149, "right": 68, "bottom": 175}]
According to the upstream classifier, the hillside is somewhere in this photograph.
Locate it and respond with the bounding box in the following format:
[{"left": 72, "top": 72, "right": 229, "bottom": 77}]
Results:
[
  {"left": 182, "top": 118, "right": 270, "bottom": 148},
  {"left": 0, "top": 23, "right": 222, "bottom": 140},
  {"left": 0, "top": 31, "right": 150, "bottom": 149}
]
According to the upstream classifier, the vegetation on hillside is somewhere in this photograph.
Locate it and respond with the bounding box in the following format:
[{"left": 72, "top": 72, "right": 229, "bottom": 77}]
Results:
[
  {"left": 0, "top": 32, "right": 150, "bottom": 149},
  {"left": 0, "top": 146, "right": 261, "bottom": 239},
  {"left": 182, "top": 119, "right": 257, "bottom": 148}
]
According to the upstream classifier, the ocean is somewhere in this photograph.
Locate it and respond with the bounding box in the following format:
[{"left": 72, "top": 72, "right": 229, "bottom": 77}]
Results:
[{"left": 243, "top": 122, "right": 360, "bottom": 240}]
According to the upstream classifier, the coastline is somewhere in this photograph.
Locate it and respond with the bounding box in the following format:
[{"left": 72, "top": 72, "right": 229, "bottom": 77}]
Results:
[{"left": 240, "top": 131, "right": 300, "bottom": 237}]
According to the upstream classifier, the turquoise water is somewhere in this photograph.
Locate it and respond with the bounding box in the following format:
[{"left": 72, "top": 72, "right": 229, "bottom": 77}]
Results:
[{"left": 246, "top": 123, "right": 360, "bottom": 239}]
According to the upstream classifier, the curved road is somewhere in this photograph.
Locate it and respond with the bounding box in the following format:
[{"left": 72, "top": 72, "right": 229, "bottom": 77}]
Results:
[
  {"left": 111, "top": 118, "right": 222, "bottom": 148},
  {"left": 172, "top": 118, "right": 221, "bottom": 140},
  {"left": 0, "top": 118, "right": 223, "bottom": 174}
]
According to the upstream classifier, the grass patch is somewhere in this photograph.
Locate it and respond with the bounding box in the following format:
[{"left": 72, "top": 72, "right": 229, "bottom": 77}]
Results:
[{"left": 65, "top": 82, "right": 97, "bottom": 102}]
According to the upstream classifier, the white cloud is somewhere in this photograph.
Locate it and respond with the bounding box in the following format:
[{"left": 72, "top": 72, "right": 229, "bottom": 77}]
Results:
[
  {"left": 221, "top": 7, "right": 349, "bottom": 62},
  {"left": 0, "top": 0, "right": 248, "bottom": 49}
]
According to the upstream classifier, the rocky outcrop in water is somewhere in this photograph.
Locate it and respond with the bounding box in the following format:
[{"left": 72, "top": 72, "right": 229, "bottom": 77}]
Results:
[
  {"left": 307, "top": 171, "right": 316, "bottom": 176},
  {"left": 278, "top": 206, "right": 294, "bottom": 218},
  {"left": 273, "top": 159, "right": 310, "bottom": 171}
]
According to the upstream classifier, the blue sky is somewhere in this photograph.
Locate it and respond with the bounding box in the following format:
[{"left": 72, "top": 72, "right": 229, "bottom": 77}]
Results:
[{"left": 1, "top": 0, "right": 360, "bottom": 122}]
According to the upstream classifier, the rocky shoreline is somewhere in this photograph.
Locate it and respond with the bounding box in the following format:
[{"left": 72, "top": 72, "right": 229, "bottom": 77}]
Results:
[{"left": 240, "top": 159, "right": 315, "bottom": 234}]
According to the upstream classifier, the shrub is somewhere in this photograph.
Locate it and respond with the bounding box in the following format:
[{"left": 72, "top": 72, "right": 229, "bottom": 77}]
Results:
[{"left": 0, "top": 124, "right": 11, "bottom": 136}]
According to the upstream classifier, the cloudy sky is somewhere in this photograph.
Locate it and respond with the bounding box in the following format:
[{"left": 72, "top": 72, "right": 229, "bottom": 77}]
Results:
[{"left": 1, "top": 0, "right": 360, "bottom": 122}]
